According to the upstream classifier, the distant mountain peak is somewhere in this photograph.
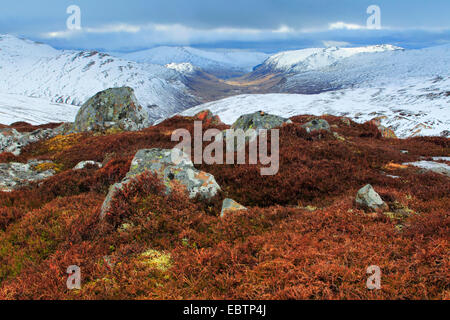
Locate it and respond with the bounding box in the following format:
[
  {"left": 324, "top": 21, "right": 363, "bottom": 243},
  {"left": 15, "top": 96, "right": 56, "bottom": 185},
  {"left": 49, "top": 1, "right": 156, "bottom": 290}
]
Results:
[{"left": 257, "top": 44, "right": 404, "bottom": 74}]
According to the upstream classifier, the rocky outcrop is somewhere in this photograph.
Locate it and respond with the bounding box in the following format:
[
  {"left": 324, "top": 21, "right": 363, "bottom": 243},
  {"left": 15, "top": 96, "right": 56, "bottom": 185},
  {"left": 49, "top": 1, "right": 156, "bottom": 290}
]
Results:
[
  {"left": 301, "top": 119, "right": 331, "bottom": 133},
  {"left": 73, "top": 87, "right": 149, "bottom": 133},
  {"left": 355, "top": 184, "right": 388, "bottom": 212},
  {"left": 0, "top": 127, "right": 61, "bottom": 156},
  {"left": 220, "top": 198, "right": 247, "bottom": 217},
  {"left": 100, "top": 148, "right": 221, "bottom": 219},
  {"left": 0, "top": 160, "right": 56, "bottom": 192}
]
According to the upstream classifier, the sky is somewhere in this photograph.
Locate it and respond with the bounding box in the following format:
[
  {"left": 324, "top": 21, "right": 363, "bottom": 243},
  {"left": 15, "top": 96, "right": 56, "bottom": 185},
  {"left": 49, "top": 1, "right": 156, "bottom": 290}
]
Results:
[{"left": 1, "top": 0, "right": 449, "bottom": 52}]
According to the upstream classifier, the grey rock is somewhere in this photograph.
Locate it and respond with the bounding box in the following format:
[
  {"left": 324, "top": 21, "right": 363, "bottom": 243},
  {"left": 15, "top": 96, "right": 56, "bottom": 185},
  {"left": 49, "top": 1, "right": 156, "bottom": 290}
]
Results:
[
  {"left": 232, "top": 111, "right": 291, "bottom": 132},
  {"left": 301, "top": 119, "right": 331, "bottom": 133},
  {"left": 0, "top": 127, "right": 59, "bottom": 156},
  {"left": 73, "top": 87, "right": 149, "bottom": 132},
  {"left": 100, "top": 148, "right": 221, "bottom": 219},
  {"left": 355, "top": 184, "right": 388, "bottom": 212},
  {"left": 220, "top": 198, "right": 247, "bottom": 218},
  {"left": 222, "top": 111, "right": 291, "bottom": 151},
  {"left": 0, "top": 160, "right": 56, "bottom": 192}
]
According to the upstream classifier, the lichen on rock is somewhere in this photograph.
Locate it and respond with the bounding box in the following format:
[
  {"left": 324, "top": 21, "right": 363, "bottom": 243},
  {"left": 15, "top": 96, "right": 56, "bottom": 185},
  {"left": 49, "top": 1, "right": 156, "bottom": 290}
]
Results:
[{"left": 73, "top": 87, "right": 149, "bottom": 133}]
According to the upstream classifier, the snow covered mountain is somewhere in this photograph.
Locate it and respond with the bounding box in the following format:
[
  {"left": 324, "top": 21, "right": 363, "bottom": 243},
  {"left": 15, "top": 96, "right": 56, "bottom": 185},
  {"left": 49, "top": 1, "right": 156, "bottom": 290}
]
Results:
[
  {"left": 181, "top": 75, "right": 450, "bottom": 138},
  {"left": 254, "top": 45, "right": 403, "bottom": 75},
  {"left": 180, "top": 44, "right": 449, "bottom": 138},
  {"left": 0, "top": 35, "right": 198, "bottom": 123},
  {"left": 273, "top": 44, "right": 450, "bottom": 94},
  {"left": 119, "top": 46, "right": 269, "bottom": 78}
]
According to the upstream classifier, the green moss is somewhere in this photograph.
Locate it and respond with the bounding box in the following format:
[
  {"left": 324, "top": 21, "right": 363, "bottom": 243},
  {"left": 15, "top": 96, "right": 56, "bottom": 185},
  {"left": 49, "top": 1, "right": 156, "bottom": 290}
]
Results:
[{"left": 139, "top": 249, "right": 172, "bottom": 272}]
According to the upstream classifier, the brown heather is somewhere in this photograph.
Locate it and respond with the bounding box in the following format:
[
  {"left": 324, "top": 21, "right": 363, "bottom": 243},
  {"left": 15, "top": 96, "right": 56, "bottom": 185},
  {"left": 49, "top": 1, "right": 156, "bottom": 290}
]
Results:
[{"left": 0, "top": 115, "right": 448, "bottom": 300}]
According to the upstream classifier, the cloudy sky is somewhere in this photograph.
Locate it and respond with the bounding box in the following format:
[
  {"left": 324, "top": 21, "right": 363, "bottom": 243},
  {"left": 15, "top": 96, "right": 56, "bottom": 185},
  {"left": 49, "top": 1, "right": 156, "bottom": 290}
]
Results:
[{"left": 1, "top": 0, "right": 449, "bottom": 52}]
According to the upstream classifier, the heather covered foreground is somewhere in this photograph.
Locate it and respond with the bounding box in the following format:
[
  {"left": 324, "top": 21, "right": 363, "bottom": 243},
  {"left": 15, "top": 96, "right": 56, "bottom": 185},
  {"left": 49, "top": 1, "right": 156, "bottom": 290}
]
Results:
[{"left": 0, "top": 115, "right": 448, "bottom": 300}]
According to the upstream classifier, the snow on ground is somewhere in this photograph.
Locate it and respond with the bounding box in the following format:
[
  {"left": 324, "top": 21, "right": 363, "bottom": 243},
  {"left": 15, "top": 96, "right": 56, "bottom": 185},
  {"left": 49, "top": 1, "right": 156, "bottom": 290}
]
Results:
[
  {"left": 181, "top": 77, "right": 450, "bottom": 138},
  {"left": 404, "top": 161, "right": 450, "bottom": 176},
  {"left": 0, "top": 92, "right": 78, "bottom": 125}
]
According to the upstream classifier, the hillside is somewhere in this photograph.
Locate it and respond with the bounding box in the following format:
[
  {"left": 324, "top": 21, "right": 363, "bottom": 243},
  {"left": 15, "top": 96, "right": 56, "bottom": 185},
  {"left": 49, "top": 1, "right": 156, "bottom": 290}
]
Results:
[
  {"left": 0, "top": 112, "right": 448, "bottom": 299},
  {"left": 253, "top": 44, "right": 403, "bottom": 75},
  {"left": 0, "top": 35, "right": 198, "bottom": 122}
]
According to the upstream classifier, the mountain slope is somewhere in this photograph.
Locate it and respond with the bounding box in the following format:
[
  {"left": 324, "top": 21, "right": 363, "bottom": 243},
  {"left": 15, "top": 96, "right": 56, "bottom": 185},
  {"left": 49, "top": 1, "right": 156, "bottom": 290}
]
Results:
[
  {"left": 0, "top": 35, "right": 198, "bottom": 122},
  {"left": 119, "top": 46, "right": 269, "bottom": 78},
  {"left": 181, "top": 75, "right": 450, "bottom": 138},
  {"left": 254, "top": 45, "right": 403, "bottom": 75},
  {"left": 278, "top": 44, "right": 450, "bottom": 93}
]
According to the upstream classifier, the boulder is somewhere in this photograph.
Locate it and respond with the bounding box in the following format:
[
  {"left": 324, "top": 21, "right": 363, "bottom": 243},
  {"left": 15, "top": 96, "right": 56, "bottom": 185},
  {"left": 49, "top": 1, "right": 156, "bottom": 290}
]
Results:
[
  {"left": 301, "top": 119, "right": 331, "bottom": 133},
  {"left": 73, "top": 87, "right": 149, "bottom": 133},
  {"left": 0, "top": 160, "right": 56, "bottom": 192},
  {"left": 222, "top": 111, "right": 291, "bottom": 151},
  {"left": 232, "top": 111, "right": 292, "bottom": 132},
  {"left": 73, "top": 161, "right": 103, "bottom": 170},
  {"left": 220, "top": 198, "right": 247, "bottom": 218},
  {"left": 100, "top": 148, "right": 221, "bottom": 219},
  {"left": 355, "top": 184, "right": 388, "bottom": 212}
]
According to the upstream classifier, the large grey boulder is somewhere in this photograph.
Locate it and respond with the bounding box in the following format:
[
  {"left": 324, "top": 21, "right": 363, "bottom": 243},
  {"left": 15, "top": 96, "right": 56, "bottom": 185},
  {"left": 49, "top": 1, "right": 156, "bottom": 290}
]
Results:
[
  {"left": 0, "top": 160, "right": 56, "bottom": 192},
  {"left": 73, "top": 87, "right": 149, "bottom": 133},
  {"left": 355, "top": 184, "right": 388, "bottom": 212},
  {"left": 100, "top": 148, "right": 221, "bottom": 219},
  {"left": 301, "top": 119, "right": 331, "bottom": 133}
]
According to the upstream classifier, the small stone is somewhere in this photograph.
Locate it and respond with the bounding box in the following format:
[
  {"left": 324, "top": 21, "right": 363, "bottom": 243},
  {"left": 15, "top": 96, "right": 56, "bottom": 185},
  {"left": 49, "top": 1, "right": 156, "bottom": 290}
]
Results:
[
  {"left": 355, "top": 184, "right": 388, "bottom": 212},
  {"left": 73, "top": 161, "right": 103, "bottom": 170},
  {"left": 220, "top": 198, "right": 247, "bottom": 217}
]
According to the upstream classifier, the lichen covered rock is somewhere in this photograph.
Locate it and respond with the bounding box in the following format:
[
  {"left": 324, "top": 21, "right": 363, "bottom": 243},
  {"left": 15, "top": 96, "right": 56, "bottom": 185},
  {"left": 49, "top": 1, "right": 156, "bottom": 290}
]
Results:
[
  {"left": 0, "top": 160, "right": 56, "bottom": 192},
  {"left": 0, "top": 127, "right": 59, "bottom": 156},
  {"left": 101, "top": 148, "right": 221, "bottom": 219},
  {"left": 73, "top": 87, "right": 149, "bottom": 132},
  {"left": 232, "top": 111, "right": 291, "bottom": 132},
  {"left": 355, "top": 184, "right": 388, "bottom": 212},
  {"left": 301, "top": 119, "right": 331, "bottom": 133}
]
